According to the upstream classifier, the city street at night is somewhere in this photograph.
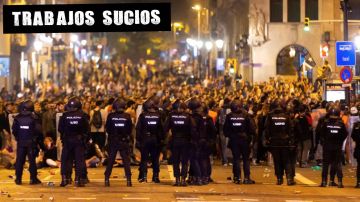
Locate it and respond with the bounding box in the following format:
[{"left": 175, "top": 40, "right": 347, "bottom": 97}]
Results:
[{"left": 1, "top": 0, "right": 360, "bottom": 201}]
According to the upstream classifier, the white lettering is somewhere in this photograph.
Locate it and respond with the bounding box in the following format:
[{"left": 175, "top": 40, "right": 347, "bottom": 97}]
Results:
[
  {"left": 44, "top": 11, "right": 54, "bottom": 25},
  {"left": 33, "top": 11, "right": 43, "bottom": 26},
  {"left": 22, "top": 11, "right": 32, "bottom": 26},
  {"left": 140, "top": 10, "right": 150, "bottom": 25},
  {"left": 103, "top": 10, "right": 112, "bottom": 25},
  {"left": 85, "top": 11, "right": 95, "bottom": 26},
  {"left": 151, "top": 10, "right": 160, "bottom": 25},
  {"left": 57, "top": 11, "right": 67, "bottom": 25},
  {"left": 12, "top": 12, "right": 21, "bottom": 26},
  {"left": 20, "top": 126, "right": 29, "bottom": 129},
  {"left": 124, "top": 10, "right": 134, "bottom": 25}
]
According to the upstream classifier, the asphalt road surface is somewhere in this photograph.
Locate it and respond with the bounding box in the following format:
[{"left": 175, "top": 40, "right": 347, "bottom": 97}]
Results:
[{"left": 0, "top": 163, "right": 359, "bottom": 202}]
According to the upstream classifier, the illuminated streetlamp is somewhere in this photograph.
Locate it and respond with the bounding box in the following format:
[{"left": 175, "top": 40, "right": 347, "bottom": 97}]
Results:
[
  {"left": 70, "top": 34, "right": 78, "bottom": 43},
  {"left": 81, "top": 39, "right": 87, "bottom": 46},
  {"left": 196, "top": 40, "right": 203, "bottom": 49},
  {"left": 205, "top": 41, "right": 213, "bottom": 51},
  {"left": 215, "top": 39, "right": 224, "bottom": 49}
]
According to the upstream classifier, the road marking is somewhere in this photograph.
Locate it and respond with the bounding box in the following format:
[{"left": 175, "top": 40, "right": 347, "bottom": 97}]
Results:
[
  {"left": 122, "top": 197, "right": 150, "bottom": 200},
  {"left": 176, "top": 197, "right": 200, "bottom": 200},
  {"left": 294, "top": 173, "right": 317, "bottom": 185},
  {"left": 167, "top": 165, "right": 175, "bottom": 181},
  {"left": 13, "top": 198, "right": 42, "bottom": 201},
  {"left": 68, "top": 198, "right": 97, "bottom": 200}
]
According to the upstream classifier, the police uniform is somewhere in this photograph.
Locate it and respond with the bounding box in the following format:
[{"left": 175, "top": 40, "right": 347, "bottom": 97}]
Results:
[
  {"left": 265, "top": 105, "right": 295, "bottom": 186},
  {"left": 136, "top": 99, "right": 165, "bottom": 183},
  {"left": 58, "top": 97, "right": 90, "bottom": 187},
  {"left": 104, "top": 98, "right": 133, "bottom": 187},
  {"left": 320, "top": 108, "right": 348, "bottom": 188},
  {"left": 12, "top": 100, "right": 42, "bottom": 185},
  {"left": 189, "top": 102, "right": 216, "bottom": 185},
  {"left": 352, "top": 121, "right": 360, "bottom": 188},
  {"left": 223, "top": 100, "right": 256, "bottom": 184},
  {"left": 164, "top": 100, "right": 191, "bottom": 186}
]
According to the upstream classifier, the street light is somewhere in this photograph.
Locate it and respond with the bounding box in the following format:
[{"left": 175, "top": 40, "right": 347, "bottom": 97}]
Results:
[
  {"left": 205, "top": 41, "right": 213, "bottom": 51},
  {"left": 70, "top": 34, "right": 78, "bottom": 43},
  {"left": 192, "top": 4, "right": 201, "bottom": 10},
  {"left": 196, "top": 40, "right": 203, "bottom": 49},
  {"left": 81, "top": 39, "right": 87, "bottom": 46},
  {"left": 186, "top": 38, "right": 196, "bottom": 47},
  {"left": 215, "top": 39, "right": 224, "bottom": 49}
]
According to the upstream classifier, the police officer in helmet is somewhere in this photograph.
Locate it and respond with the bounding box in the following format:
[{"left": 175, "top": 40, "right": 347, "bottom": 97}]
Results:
[
  {"left": 187, "top": 98, "right": 216, "bottom": 185},
  {"left": 104, "top": 98, "right": 133, "bottom": 187},
  {"left": 58, "top": 96, "right": 90, "bottom": 187},
  {"left": 136, "top": 97, "right": 165, "bottom": 183},
  {"left": 224, "top": 99, "right": 256, "bottom": 184},
  {"left": 12, "top": 100, "right": 42, "bottom": 185},
  {"left": 320, "top": 107, "right": 347, "bottom": 188},
  {"left": 164, "top": 99, "right": 192, "bottom": 186},
  {"left": 265, "top": 99, "right": 296, "bottom": 186}
]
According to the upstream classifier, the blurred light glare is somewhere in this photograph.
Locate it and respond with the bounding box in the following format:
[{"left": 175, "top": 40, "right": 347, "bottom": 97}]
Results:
[
  {"left": 355, "top": 35, "right": 360, "bottom": 50},
  {"left": 34, "top": 40, "right": 43, "bottom": 52},
  {"left": 215, "top": 39, "right": 224, "bottom": 49},
  {"left": 180, "top": 55, "right": 188, "bottom": 62},
  {"left": 70, "top": 34, "right": 78, "bottom": 42},
  {"left": 186, "top": 38, "right": 196, "bottom": 47},
  {"left": 196, "top": 40, "right": 203, "bottom": 49},
  {"left": 192, "top": 4, "right": 201, "bottom": 10},
  {"left": 97, "top": 44, "right": 103, "bottom": 49},
  {"left": 205, "top": 41, "right": 213, "bottom": 51},
  {"left": 81, "top": 40, "right": 87, "bottom": 46},
  {"left": 289, "top": 47, "right": 296, "bottom": 57}
]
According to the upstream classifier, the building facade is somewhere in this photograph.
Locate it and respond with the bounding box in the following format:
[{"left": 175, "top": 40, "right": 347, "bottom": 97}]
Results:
[{"left": 248, "top": 0, "right": 360, "bottom": 82}]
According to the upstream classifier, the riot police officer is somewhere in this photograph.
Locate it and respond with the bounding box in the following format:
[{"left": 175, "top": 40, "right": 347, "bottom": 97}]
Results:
[
  {"left": 12, "top": 100, "right": 42, "bottom": 185},
  {"left": 223, "top": 99, "right": 256, "bottom": 184},
  {"left": 265, "top": 100, "right": 296, "bottom": 186},
  {"left": 188, "top": 98, "right": 216, "bottom": 185},
  {"left": 104, "top": 98, "right": 133, "bottom": 187},
  {"left": 164, "top": 99, "right": 192, "bottom": 186},
  {"left": 352, "top": 119, "right": 360, "bottom": 188},
  {"left": 320, "top": 107, "right": 347, "bottom": 188},
  {"left": 136, "top": 98, "right": 165, "bottom": 183},
  {"left": 58, "top": 97, "right": 90, "bottom": 187}
]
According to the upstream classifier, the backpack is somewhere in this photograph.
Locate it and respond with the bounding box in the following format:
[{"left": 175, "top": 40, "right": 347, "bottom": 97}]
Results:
[{"left": 92, "top": 109, "right": 102, "bottom": 129}]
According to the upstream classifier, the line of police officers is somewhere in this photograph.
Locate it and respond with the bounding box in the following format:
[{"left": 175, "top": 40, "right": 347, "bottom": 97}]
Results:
[{"left": 12, "top": 97, "right": 360, "bottom": 188}]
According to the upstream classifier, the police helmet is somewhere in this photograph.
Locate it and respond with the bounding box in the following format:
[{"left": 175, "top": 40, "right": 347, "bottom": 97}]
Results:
[
  {"left": 230, "top": 99, "right": 242, "bottom": 113},
  {"left": 67, "top": 96, "right": 82, "bottom": 112},
  {"left": 328, "top": 107, "right": 340, "bottom": 118},
  {"left": 143, "top": 98, "right": 156, "bottom": 112},
  {"left": 187, "top": 98, "right": 201, "bottom": 111},
  {"left": 19, "top": 100, "right": 34, "bottom": 114},
  {"left": 113, "top": 98, "right": 127, "bottom": 112},
  {"left": 270, "top": 99, "right": 281, "bottom": 111}
]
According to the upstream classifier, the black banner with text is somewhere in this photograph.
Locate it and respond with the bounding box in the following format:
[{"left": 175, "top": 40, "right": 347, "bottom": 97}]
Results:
[{"left": 3, "top": 3, "right": 171, "bottom": 33}]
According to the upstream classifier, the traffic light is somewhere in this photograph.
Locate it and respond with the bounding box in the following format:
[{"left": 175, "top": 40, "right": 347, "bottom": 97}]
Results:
[{"left": 304, "top": 17, "right": 310, "bottom": 31}]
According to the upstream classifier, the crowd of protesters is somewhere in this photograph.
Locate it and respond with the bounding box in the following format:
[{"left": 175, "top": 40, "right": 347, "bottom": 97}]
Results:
[{"left": 0, "top": 58, "right": 359, "bottom": 188}]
